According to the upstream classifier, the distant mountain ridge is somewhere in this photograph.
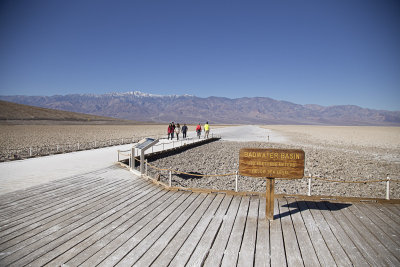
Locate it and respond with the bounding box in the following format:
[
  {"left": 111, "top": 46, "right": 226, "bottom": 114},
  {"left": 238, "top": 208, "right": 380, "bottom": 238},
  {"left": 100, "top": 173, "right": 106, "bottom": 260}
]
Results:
[{"left": 1, "top": 91, "right": 399, "bottom": 125}]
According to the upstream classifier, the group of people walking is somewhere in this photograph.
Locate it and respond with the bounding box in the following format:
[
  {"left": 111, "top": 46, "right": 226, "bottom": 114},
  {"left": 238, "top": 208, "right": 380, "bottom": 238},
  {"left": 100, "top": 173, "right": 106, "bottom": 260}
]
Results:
[{"left": 167, "top": 122, "right": 210, "bottom": 140}]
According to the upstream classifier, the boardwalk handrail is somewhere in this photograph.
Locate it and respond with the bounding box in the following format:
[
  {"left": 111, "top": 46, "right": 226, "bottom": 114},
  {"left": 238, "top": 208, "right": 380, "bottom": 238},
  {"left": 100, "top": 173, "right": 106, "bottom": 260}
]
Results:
[
  {"left": 1, "top": 134, "right": 165, "bottom": 161},
  {"left": 139, "top": 157, "right": 400, "bottom": 184},
  {"left": 121, "top": 152, "right": 399, "bottom": 199}
]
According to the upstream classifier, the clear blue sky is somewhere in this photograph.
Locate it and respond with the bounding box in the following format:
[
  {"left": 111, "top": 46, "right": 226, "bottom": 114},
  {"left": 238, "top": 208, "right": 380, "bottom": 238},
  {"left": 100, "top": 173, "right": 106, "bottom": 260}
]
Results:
[{"left": 0, "top": 0, "right": 399, "bottom": 111}]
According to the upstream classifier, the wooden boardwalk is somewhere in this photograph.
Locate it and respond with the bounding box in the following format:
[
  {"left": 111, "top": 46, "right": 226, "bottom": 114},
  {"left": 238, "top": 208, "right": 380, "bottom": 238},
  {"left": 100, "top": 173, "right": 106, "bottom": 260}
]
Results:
[{"left": 0, "top": 165, "right": 399, "bottom": 266}]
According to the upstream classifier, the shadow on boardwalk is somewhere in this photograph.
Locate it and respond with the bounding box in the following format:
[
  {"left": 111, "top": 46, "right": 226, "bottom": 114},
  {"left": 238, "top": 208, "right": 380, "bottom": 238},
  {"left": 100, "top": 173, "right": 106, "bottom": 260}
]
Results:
[{"left": 278, "top": 200, "right": 351, "bottom": 219}]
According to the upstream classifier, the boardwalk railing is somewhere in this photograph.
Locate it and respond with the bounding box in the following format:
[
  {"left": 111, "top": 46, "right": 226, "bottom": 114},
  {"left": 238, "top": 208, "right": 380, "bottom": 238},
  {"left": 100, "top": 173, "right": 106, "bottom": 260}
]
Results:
[
  {"left": 119, "top": 145, "right": 400, "bottom": 200},
  {"left": 1, "top": 134, "right": 164, "bottom": 162}
]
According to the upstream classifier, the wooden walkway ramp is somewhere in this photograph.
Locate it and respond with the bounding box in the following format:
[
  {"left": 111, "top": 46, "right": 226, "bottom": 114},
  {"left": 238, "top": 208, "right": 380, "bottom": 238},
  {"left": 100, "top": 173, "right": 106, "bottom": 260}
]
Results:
[{"left": 0, "top": 165, "right": 399, "bottom": 266}]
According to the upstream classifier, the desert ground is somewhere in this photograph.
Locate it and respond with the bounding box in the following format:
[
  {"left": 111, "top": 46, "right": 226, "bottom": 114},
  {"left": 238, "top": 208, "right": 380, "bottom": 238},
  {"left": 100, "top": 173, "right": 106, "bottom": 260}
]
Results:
[
  {"left": 0, "top": 124, "right": 399, "bottom": 198},
  {"left": 145, "top": 125, "right": 400, "bottom": 199},
  {"left": 0, "top": 124, "right": 167, "bottom": 150},
  {"left": 263, "top": 125, "right": 400, "bottom": 149}
]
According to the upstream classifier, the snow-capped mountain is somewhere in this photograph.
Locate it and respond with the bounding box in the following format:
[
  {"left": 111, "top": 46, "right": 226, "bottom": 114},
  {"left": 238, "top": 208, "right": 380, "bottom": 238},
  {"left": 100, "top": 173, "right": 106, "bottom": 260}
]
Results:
[{"left": 0, "top": 92, "right": 399, "bottom": 125}]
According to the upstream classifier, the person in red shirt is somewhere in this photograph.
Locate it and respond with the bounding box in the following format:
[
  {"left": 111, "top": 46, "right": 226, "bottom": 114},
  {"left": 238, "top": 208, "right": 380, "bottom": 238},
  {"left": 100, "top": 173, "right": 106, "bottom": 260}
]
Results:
[
  {"left": 196, "top": 123, "right": 202, "bottom": 139},
  {"left": 167, "top": 123, "right": 173, "bottom": 140}
]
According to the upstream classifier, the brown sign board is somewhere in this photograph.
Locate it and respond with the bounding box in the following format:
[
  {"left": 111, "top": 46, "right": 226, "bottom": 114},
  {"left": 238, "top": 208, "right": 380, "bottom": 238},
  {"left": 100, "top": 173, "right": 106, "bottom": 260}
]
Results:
[{"left": 239, "top": 148, "right": 305, "bottom": 179}]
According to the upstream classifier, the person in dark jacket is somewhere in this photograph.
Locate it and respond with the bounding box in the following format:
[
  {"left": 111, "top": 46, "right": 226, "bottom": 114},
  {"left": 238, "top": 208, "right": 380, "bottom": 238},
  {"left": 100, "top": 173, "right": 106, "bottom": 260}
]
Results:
[
  {"left": 171, "top": 122, "right": 175, "bottom": 139},
  {"left": 182, "top": 124, "right": 188, "bottom": 139}
]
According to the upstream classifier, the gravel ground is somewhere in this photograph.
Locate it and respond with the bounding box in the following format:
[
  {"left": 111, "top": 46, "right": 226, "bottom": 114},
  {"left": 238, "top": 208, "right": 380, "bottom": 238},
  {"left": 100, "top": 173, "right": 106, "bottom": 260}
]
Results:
[
  {"left": 147, "top": 137, "right": 400, "bottom": 199},
  {"left": 0, "top": 124, "right": 168, "bottom": 150},
  {"left": 2, "top": 124, "right": 398, "bottom": 198}
]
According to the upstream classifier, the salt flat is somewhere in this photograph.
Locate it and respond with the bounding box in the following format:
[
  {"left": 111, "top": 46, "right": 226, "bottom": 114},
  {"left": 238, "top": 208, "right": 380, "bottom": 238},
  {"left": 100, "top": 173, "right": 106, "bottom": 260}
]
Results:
[
  {"left": 0, "top": 126, "right": 277, "bottom": 195},
  {"left": 1, "top": 125, "right": 398, "bottom": 198}
]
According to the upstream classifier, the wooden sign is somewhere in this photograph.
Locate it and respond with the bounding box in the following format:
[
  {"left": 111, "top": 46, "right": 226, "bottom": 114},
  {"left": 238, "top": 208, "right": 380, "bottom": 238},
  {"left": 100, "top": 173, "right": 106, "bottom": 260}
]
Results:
[
  {"left": 239, "top": 148, "right": 305, "bottom": 179},
  {"left": 239, "top": 148, "right": 305, "bottom": 221}
]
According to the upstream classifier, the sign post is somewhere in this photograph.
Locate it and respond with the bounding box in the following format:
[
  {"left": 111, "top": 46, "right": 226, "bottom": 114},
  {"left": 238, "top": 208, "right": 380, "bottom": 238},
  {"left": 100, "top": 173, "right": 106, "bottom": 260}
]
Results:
[
  {"left": 134, "top": 138, "right": 159, "bottom": 176},
  {"left": 239, "top": 148, "right": 305, "bottom": 220},
  {"left": 265, "top": 178, "right": 275, "bottom": 220}
]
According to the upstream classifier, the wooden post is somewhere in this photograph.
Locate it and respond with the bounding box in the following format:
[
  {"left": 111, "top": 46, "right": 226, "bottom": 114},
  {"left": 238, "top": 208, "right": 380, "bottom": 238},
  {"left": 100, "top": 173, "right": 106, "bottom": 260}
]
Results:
[{"left": 266, "top": 178, "right": 275, "bottom": 220}]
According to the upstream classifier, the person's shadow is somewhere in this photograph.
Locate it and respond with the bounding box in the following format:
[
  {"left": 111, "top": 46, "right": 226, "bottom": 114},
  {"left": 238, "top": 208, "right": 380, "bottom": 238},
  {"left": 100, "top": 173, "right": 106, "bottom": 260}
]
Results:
[{"left": 276, "top": 200, "right": 351, "bottom": 219}]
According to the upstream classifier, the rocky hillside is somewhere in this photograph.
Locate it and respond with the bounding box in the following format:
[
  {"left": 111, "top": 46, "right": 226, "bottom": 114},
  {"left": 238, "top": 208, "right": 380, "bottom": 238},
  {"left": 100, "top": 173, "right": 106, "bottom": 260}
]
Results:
[
  {"left": 1, "top": 92, "right": 399, "bottom": 125},
  {"left": 0, "top": 100, "right": 139, "bottom": 124}
]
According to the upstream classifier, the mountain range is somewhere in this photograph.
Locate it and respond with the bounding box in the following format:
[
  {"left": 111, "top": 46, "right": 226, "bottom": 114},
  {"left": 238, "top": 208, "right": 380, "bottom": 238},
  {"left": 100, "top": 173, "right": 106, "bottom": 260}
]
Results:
[{"left": 1, "top": 91, "right": 399, "bottom": 125}]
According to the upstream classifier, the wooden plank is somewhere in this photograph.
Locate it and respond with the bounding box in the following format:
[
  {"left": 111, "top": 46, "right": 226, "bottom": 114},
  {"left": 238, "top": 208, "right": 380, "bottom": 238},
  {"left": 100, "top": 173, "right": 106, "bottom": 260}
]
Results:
[
  {"left": 220, "top": 196, "right": 250, "bottom": 267},
  {"left": 296, "top": 201, "right": 336, "bottom": 266},
  {"left": 269, "top": 197, "right": 286, "bottom": 266},
  {"left": 0, "top": 181, "right": 154, "bottom": 266},
  {"left": 385, "top": 203, "right": 400, "bottom": 214},
  {"left": 135, "top": 194, "right": 225, "bottom": 266},
  {"left": 0, "top": 168, "right": 110, "bottom": 205},
  {"left": 149, "top": 194, "right": 230, "bottom": 267},
  {"left": 114, "top": 193, "right": 211, "bottom": 266},
  {"left": 277, "top": 198, "right": 304, "bottom": 266},
  {"left": 81, "top": 192, "right": 192, "bottom": 267},
  {"left": 182, "top": 194, "right": 233, "bottom": 266},
  {"left": 202, "top": 196, "right": 241, "bottom": 266},
  {"left": 64, "top": 190, "right": 183, "bottom": 266},
  {"left": 254, "top": 196, "right": 270, "bottom": 267},
  {"left": 347, "top": 204, "right": 400, "bottom": 261},
  {"left": 0, "top": 178, "right": 133, "bottom": 234},
  {"left": 306, "top": 201, "right": 352, "bottom": 266},
  {"left": 284, "top": 198, "right": 319, "bottom": 267},
  {"left": 315, "top": 201, "right": 368, "bottom": 266},
  {"left": 324, "top": 201, "right": 388, "bottom": 266},
  {"left": 0, "top": 181, "right": 151, "bottom": 259},
  {"left": 0, "top": 175, "right": 100, "bottom": 211},
  {"left": 356, "top": 203, "right": 400, "bottom": 246},
  {"left": 0, "top": 175, "right": 107, "bottom": 221},
  {"left": 0, "top": 178, "right": 142, "bottom": 238},
  {"left": 237, "top": 196, "right": 260, "bottom": 266},
  {"left": 363, "top": 203, "right": 400, "bottom": 235},
  {"left": 0, "top": 166, "right": 131, "bottom": 213},
  {"left": 372, "top": 204, "right": 400, "bottom": 227},
  {"left": 0, "top": 179, "right": 137, "bottom": 250},
  {"left": 334, "top": 202, "right": 399, "bottom": 265},
  {"left": 30, "top": 187, "right": 167, "bottom": 266}
]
